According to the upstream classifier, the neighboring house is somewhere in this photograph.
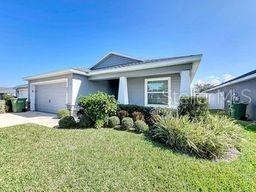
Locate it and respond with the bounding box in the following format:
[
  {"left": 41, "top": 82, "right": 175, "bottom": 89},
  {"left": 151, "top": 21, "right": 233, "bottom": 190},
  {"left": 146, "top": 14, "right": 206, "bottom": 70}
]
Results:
[
  {"left": 205, "top": 69, "right": 256, "bottom": 120},
  {"left": 0, "top": 87, "right": 15, "bottom": 100},
  {"left": 24, "top": 52, "right": 202, "bottom": 114},
  {"left": 14, "top": 84, "right": 28, "bottom": 99}
]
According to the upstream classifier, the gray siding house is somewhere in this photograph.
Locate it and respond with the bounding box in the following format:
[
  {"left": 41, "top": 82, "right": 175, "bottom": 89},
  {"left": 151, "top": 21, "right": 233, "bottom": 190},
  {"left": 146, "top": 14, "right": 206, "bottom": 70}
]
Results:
[
  {"left": 205, "top": 69, "right": 256, "bottom": 120},
  {"left": 24, "top": 53, "right": 202, "bottom": 114}
]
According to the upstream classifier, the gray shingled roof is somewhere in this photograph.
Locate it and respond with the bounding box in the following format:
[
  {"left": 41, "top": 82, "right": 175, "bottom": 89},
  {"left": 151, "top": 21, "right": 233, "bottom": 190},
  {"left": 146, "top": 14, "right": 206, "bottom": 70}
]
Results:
[{"left": 88, "top": 54, "right": 202, "bottom": 71}]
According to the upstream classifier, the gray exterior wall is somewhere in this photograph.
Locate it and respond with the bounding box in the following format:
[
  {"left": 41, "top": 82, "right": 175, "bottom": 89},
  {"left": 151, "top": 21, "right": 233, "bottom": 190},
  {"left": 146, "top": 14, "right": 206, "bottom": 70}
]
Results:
[
  {"left": 127, "top": 73, "right": 181, "bottom": 107},
  {"left": 28, "top": 68, "right": 184, "bottom": 111},
  {"left": 74, "top": 72, "right": 181, "bottom": 107},
  {"left": 208, "top": 78, "right": 256, "bottom": 120},
  {"left": 92, "top": 54, "right": 139, "bottom": 70},
  {"left": 72, "top": 74, "right": 113, "bottom": 103}
]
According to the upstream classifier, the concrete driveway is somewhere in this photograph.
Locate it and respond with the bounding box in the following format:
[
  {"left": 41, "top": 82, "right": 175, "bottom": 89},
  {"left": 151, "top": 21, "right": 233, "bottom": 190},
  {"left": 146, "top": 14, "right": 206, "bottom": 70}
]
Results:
[{"left": 0, "top": 111, "right": 59, "bottom": 128}]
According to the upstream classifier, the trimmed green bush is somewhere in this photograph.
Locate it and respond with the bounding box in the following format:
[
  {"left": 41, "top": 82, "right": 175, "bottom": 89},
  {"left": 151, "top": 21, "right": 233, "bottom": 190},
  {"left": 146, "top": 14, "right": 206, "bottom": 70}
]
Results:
[
  {"left": 132, "top": 111, "right": 145, "bottom": 121},
  {"left": 134, "top": 120, "right": 149, "bottom": 133},
  {"left": 78, "top": 92, "right": 117, "bottom": 127},
  {"left": 57, "top": 109, "right": 70, "bottom": 119},
  {"left": 121, "top": 117, "right": 134, "bottom": 130},
  {"left": 58, "top": 116, "right": 77, "bottom": 128},
  {"left": 78, "top": 114, "right": 92, "bottom": 128},
  {"left": 178, "top": 96, "right": 208, "bottom": 120},
  {"left": 117, "top": 110, "right": 129, "bottom": 120},
  {"left": 108, "top": 116, "right": 120, "bottom": 128},
  {"left": 149, "top": 114, "right": 242, "bottom": 159}
]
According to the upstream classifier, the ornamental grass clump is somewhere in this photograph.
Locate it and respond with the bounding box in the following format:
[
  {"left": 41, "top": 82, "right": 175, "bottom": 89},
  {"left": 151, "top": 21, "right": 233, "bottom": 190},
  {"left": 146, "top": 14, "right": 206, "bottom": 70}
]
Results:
[{"left": 149, "top": 114, "right": 242, "bottom": 159}]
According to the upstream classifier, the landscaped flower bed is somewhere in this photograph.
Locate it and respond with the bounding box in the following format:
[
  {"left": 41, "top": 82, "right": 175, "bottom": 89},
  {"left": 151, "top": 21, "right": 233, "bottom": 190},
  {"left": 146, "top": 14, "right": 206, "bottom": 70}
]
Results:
[{"left": 58, "top": 92, "right": 243, "bottom": 160}]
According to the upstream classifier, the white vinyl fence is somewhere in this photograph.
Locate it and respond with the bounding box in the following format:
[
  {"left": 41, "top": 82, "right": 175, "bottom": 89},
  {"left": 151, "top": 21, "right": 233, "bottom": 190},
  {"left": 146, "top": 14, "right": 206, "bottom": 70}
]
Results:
[{"left": 199, "top": 92, "right": 225, "bottom": 110}]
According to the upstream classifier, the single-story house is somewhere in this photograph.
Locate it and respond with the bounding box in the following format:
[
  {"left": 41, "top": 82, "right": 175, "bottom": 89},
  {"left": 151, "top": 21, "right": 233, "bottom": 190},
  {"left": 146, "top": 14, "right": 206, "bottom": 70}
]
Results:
[
  {"left": 14, "top": 84, "right": 28, "bottom": 99},
  {"left": 205, "top": 69, "right": 256, "bottom": 120},
  {"left": 24, "top": 52, "right": 202, "bottom": 114},
  {"left": 0, "top": 87, "right": 15, "bottom": 100}
]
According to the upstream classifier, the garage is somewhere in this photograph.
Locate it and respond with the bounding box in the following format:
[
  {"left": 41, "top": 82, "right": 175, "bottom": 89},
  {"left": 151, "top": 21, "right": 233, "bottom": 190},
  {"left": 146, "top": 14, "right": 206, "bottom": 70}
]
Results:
[{"left": 35, "top": 82, "right": 67, "bottom": 113}]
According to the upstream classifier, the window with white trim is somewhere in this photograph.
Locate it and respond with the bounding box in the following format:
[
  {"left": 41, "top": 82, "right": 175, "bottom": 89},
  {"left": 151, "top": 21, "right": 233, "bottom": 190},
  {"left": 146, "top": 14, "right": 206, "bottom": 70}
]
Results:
[{"left": 145, "top": 77, "right": 170, "bottom": 107}]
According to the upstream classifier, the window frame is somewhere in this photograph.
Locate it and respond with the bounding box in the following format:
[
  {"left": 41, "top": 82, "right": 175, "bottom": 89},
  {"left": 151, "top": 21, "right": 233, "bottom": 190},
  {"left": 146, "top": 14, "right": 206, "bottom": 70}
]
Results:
[{"left": 144, "top": 77, "right": 171, "bottom": 107}]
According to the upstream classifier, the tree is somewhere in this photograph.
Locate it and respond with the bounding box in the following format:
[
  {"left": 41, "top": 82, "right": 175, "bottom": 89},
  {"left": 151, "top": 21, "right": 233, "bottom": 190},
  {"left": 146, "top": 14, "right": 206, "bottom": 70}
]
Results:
[{"left": 193, "top": 82, "right": 214, "bottom": 93}]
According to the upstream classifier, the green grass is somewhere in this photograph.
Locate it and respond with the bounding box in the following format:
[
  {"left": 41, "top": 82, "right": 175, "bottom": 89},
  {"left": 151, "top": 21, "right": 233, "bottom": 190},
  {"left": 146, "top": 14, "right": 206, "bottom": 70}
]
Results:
[{"left": 0, "top": 123, "right": 256, "bottom": 191}]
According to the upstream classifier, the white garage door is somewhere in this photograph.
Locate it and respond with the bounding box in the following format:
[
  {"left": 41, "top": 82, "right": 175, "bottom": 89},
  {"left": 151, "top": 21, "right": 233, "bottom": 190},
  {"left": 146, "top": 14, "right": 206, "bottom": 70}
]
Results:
[{"left": 35, "top": 83, "right": 67, "bottom": 113}]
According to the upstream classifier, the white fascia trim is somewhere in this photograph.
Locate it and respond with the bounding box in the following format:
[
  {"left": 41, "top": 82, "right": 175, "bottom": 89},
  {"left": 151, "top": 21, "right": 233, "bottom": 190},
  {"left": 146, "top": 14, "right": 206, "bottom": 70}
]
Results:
[
  {"left": 88, "top": 56, "right": 202, "bottom": 76},
  {"left": 144, "top": 77, "right": 171, "bottom": 108},
  {"left": 205, "top": 73, "right": 256, "bottom": 92},
  {"left": 108, "top": 52, "right": 143, "bottom": 61},
  {"left": 23, "top": 55, "right": 201, "bottom": 81},
  {"left": 30, "top": 78, "right": 68, "bottom": 85},
  {"left": 23, "top": 69, "right": 88, "bottom": 81}
]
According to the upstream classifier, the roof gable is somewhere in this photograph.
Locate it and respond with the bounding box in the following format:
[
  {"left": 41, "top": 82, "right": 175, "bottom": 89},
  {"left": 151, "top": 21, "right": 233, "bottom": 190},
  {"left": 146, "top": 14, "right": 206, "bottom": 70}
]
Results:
[
  {"left": 90, "top": 52, "right": 142, "bottom": 70},
  {"left": 205, "top": 69, "right": 256, "bottom": 92}
]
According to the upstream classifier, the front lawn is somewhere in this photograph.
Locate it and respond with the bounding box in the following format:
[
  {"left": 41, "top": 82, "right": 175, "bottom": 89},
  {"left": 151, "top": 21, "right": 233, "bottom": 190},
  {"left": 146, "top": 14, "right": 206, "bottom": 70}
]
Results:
[{"left": 0, "top": 123, "right": 256, "bottom": 191}]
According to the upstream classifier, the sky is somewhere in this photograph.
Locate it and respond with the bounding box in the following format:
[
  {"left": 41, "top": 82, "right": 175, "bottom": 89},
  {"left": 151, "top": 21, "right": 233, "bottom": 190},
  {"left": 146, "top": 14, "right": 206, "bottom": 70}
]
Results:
[{"left": 0, "top": 0, "right": 256, "bottom": 87}]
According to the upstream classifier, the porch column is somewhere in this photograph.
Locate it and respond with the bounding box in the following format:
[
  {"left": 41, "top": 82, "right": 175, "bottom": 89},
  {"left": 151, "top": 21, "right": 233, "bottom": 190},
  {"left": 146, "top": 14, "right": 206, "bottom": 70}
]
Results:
[
  {"left": 118, "top": 77, "right": 129, "bottom": 104},
  {"left": 29, "top": 84, "right": 35, "bottom": 111},
  {"left": 180, "top": 70, "right": 191, "bottom": 96}
]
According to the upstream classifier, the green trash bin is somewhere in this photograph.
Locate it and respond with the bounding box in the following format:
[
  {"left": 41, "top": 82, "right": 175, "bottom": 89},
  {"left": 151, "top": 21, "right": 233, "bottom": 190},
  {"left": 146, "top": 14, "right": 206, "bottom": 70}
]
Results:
[
  {"left": 11, "top": 98, "right": 26, "bottom": 113},
  {"left": 229, "top": 103, "right": 247, "bottom": 120},
  {"left": 18, "top": 98, "right": 27, "bottom": 110}
]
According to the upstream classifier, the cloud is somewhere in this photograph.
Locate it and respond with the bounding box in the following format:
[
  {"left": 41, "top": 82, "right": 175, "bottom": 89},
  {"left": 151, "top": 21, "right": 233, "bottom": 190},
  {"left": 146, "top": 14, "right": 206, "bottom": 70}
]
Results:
[
  {"left": 210, "top": 78, "right": 222, "bottom": 85},
  {"left": 194, "top": 73, "right": 236, "bottom": 86},
  {"left": 223, "top": 74, "right": 236, "bottom": 81}
]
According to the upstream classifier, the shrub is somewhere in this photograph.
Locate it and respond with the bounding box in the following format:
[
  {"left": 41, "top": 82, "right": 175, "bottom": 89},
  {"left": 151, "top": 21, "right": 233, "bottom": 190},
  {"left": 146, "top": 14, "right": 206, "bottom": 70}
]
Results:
[
  {"left": 178, "top": 96, "right": 208, "bottom": 120},
  {"left": 150, "top": 107, "right": 177, "bottom": 117},
  {"left": 108, "top": 116, "right": 120, "bottom": 128},
  {"left": 78, "top": 114, "right": 93, "bottom": 128},
  {"left": 118, "top": 104, "right": 153, "bottom": 124},
  {"left": 57, "top": 109, "right": 70, "bottom": 119},
  {"left": 132, "top": 111, "right": 145, "bottom": 121},
  {"left": 121, "top": 117, "right": 134, "bottom": 130},
  {"left": 0, "top": 100, "right": 5, "bottom": 113},
  {"left": 78, "top": 92, "right": 117, "bottom": 127},
  {"left": 117, "top": 110, "right": 129, "bottom": 120},
  {"left": 134, "top": 120, "right": 149, "bottom": 133},
  {"left": 147, "top": 107, "right": 177, "bottom": 126},
  {"left": 95, "top": 119, "right": 105, "bottom": 129},
  {"left": 58, "top": 116, "right": 77, "bottom": 128},
  {"left": 149, "top": 114, "right": 242, "bottom": 159},
  {"left": 3, "top": 93, "right": 14, "bottom": 112},
  {"left": 148, "top": 114, "right": 162, "bottom": 126}
]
